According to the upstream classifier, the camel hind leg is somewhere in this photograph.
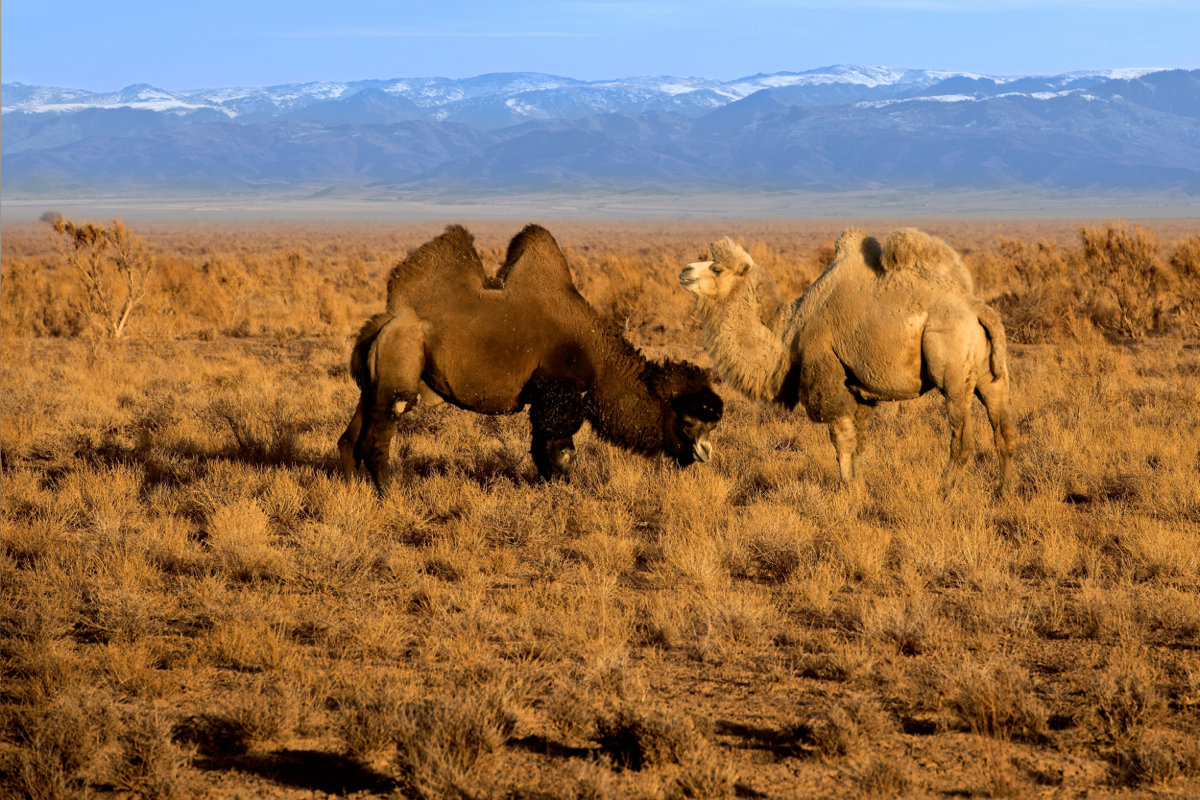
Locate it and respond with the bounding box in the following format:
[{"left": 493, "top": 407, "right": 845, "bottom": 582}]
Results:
[
  {"left": 976, "top": 375, "right": 1017, "bottom": 496},
  {"left": 349, "top": 310, "right": 426, "bottom": 494},
  {"left": 939, "top": 359, "right": 977, "bottom": 493},
  {"left": 338, "top": 400, "right": 365, "bottom": 481}
]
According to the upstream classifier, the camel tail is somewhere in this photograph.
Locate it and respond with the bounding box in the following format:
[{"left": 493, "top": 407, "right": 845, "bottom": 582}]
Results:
[
  {"left": 974, "top": 301, "right": 1009, "bottom": 382},
  {"left": 350, "top": 313, "right": 394, "bottom": 393}
]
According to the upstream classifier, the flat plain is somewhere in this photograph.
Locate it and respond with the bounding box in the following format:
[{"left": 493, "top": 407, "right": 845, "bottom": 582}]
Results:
[{"left": 2, "top": 218, "right": 1199, "bottom": 799}]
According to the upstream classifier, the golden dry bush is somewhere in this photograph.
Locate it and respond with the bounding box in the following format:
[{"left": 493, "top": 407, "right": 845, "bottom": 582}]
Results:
[
  {"left": 595, "top": 705, "right": 712, "bottom": 771},
  {"left": 1078, "top": 222, "right": 1171, "bottom": 338},
  {"left": 204, "top": 499, "right": 291, "bottom": 582},
  {"left": 42, "top": 214, "right": 156, "bottom": 338},
  {"left": 948, "top": 659, "right": 1048, "bottom": 744},
  {"left": 109, "top": 710, "right": 190, "bottom": 800},
  {"left": 390, "top": 695, "right": 515, "bottom": 800},
  {"left": 1092, "top": 647, "right": 1166, "bottom": 746}
]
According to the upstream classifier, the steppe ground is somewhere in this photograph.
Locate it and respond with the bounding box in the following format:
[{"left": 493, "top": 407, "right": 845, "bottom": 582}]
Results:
[{"left": 2, "top": 218, "right": 1199, "bottom": 799}]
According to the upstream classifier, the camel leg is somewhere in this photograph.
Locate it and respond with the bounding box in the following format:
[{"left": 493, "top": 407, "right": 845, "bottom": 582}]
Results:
[
  {"left": 338, "top": 400, "right": 365, "bottom": 480},
  {"left": 976, "top": 378, "right": 1017, "bottom": 496},
  {"left": 941, "top": 378, "right": 976, "bottom": 492},
  {"left": 828, "top": 415, "right": 859, "bottom": 487},
  {"left": 851, "top": 402, "right": 876, "bottom": 481},
  {"left": 354, "top": 312, "right": 426, "bottom": 494},
  {"left": 525, "top": 376, "right": 584, "bottom": 483}
]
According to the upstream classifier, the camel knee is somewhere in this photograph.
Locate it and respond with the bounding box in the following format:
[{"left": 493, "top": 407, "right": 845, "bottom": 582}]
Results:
[{"left": 532, "top": 435, "right": 576, "bottom": 483}]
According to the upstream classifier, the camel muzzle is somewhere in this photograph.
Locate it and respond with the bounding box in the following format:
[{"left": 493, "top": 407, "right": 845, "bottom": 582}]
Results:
[
  {"left": 693, "top": 439, "right": 713, "bottom": 464},
  {"left": 679, "top": 262, "right": 710, "bottom": 292}
]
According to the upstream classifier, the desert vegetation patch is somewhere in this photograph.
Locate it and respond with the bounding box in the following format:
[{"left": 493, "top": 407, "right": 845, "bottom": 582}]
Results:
[{"left": 2, "top": 218, "right": 1199, "bottom": 798}]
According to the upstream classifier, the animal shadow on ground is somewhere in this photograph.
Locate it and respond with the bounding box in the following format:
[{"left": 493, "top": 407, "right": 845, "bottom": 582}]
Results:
[
  {"left": 174, "top": 714, "right": 396, "bottom": 795},
  {"left": 508, "top": 734, "right": 597, "bottom": 760},
  {"left": 713, "top": 720, "right": 798, "bottom": 757}
]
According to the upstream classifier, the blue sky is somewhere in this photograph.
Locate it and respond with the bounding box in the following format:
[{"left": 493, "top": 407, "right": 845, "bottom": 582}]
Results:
[{"left": 3, "top": 1, "right": 1198, "bottom": 90}]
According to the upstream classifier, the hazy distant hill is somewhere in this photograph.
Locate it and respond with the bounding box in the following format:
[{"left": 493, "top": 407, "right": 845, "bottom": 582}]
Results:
[{"left": 4, "top": 66, "right": 1199, "bottom": 196}]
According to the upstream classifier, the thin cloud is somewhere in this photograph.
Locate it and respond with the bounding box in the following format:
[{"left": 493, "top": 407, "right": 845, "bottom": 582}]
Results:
[{"left": 268, "top": 28, "right": 594, "bottom": 40}]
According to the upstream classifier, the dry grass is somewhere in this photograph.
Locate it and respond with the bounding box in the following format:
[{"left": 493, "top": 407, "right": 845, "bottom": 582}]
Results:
[{"left": 2, "top": 218, "right": 1200, "bottom": 798}]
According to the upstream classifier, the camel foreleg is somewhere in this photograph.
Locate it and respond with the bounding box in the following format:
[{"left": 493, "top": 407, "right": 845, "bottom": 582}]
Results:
[
  {"left": 526, "top": 376, "right": 584, "bottom": 483},
  {"left": 828, "top": 415, "right": 860, "bottom": 487}
]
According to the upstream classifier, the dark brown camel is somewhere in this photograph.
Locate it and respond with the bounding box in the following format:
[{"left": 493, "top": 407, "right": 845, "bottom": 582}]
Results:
[{"left": 338, "top": 224, "right": 724, "bottom": 492}]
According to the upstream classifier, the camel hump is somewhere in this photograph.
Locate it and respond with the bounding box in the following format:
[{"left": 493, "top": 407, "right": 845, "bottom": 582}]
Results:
[
  {"left": 386, "top": 224, "right": 486, "bottom": 303},
  {"left": 831, "top": 227, "right": 883, "bottom": 271},
  {"left": 496, "top": 224, "right": 576, "bottom": 292},
  {"left": 881, "top": 228, "right": 973, "bottom": 292}
]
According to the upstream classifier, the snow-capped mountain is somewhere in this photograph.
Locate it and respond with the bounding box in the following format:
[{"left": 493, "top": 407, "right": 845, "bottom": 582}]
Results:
[
  {"left": 3, "top": 66, "right": 1197, "bottom": 195},
  {"left": 4, "top": 66, "right": 1163, "bottom": 123}
]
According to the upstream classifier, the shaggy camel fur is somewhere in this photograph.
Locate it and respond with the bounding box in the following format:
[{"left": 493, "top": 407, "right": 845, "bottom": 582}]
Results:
[
  {"left": 679, "top": 228, "right": 1016, "bottom": 494},
  {"left": 340, "top": 224, "right": 724, "bottom": 492}
]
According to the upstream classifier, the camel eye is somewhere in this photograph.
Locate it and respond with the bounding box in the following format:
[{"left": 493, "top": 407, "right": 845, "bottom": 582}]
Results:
[{"left": 711, "top": 266, "right": 724, "bottom": 275}]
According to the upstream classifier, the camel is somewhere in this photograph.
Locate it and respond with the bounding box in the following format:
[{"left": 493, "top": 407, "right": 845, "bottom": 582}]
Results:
[
  {"left": 339, "top": 224, "right": 724, "bottom": 492},
  {"left": 678, "top": 228, "right": 1016, "bottom": 494}
]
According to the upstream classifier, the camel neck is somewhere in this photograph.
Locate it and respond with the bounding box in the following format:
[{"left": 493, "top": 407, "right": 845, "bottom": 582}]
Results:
[
  {"left": 697, "top": 270, "right": 793, "bottom": 403},
  {"left": 581, "top": 327, "right": 665, "bottom": 455}
]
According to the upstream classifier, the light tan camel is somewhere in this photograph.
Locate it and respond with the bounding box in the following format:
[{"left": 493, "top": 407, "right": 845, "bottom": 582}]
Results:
[{"left": 678, "top": 228, "right": 1016, "bottom": 494}]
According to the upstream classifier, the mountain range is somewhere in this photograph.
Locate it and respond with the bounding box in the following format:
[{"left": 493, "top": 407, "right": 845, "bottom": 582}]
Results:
[{"left": 4, "top": 66, "right": 1199, "bottom": 196}]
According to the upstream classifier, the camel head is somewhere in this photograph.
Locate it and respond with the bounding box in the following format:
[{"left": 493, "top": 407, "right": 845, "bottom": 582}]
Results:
[
  {"left": 649, "top": 361, "right": 724, "bottom": 467},
  {"left": 678, "top": 237, "right": 754, "bottom": 302}
]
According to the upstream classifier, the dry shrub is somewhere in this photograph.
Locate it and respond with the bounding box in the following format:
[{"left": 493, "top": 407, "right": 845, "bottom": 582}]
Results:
[
  {"left": 205, "top": 391, "right": 305, "bottom": 466},
  {"left": 793, "top": 638, "right": 878, "bottom": 684},
  {"left": 102, "top": 638, "right": 170, "bottom": 699},
  {"left": 854, "top": 593, "right": 943, "bottom": 657},
  {"left": 171, "top": 714, "right": 250, "bottom": 759},
  {"left": 1092, "top": 648, "right": 1165, "bottom": 746},
  {"left": 293, "top": 521, "right": 389, "bottom": 590},
  {"left": 856, "top": 757, "right": 912, "bottom": 796},
  {"left": 392, "top": 696, "right": 514, "bottom": 800},
  {"left": 0, "top": 257, "right": 87, "bottom": 338},
  {"left": 42, "top": 215, "right": 156, "bottom": 338},
  {"left": 981, "top": 222, "right": 1198, "bottom": 341},
  {"left": 1078, "top": 222, "right": 1173, "bottom": 338},
  {"left": 205, "top": 499, "right": 291, "bottom": 582},
  {"left": 3, "top": 692, "right": 119, "bottom": 800},
  {"left": 225, "top": 677, "right": 303, "bottom": 745},
  {"left": 668, "top": 753, "right": 735, "bottom": 800},
  {"left": 202, "top": 619, "right": 296, "bottom": 673},
  {"left": 986, "top": 237, "right": 1077, "bottom": 343},
  {"left": 337, "top": 678, "right": 515, "bottom": 799},
  {"left": 545, "top": 681, "right": 601, "bottom": 743},
  {"left": 784, "top": 698, "right": 889, "bottom": 761},
  {"left": 336, "top": 677, "right": 409, "bottom": 759},
  {"left": 948, "top": 661, "right": 1047, "bottom": 744},
  {"left": 110, "top": 710, "right": 190, "bottom": 800},
  {"left": 595, "top": 705, "right": 710, "bottom": 771}
]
